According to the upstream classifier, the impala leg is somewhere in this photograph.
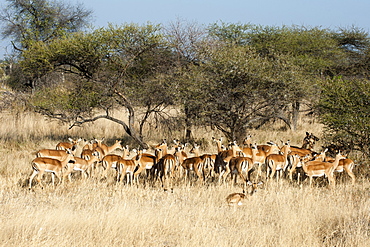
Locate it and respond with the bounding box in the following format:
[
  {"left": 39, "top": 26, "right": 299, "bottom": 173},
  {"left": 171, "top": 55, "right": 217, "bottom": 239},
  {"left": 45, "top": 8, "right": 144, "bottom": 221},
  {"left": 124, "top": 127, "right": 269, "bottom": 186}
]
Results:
[
  {"left": 29, "top": 170, "right": 38, "bottom": 189},
  {"left": 37, "top": 170, "right": 45, "bottom": 189},
  {"left": 345, "top": 167, "right": 356, "bottom": 185},
  {"left": 270, "top": 168, "right": 276, "bottom": 180},
  {"left": 51, "top": 172, "right": 56, "bottom": 188}
]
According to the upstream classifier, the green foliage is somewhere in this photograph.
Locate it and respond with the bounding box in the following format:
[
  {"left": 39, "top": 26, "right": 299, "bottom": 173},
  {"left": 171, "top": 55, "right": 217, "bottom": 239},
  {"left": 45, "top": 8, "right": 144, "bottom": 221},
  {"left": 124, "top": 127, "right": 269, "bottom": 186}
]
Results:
[
  {"left": 318, "top": 77, "right": 370, "bottom": 156},
  {"left": 5, "top": 18, "right": 370, "bottom": 149},
  {"left": 31, "top": 85, "right": 71, "bottom": 116},
  {"left": 208, "top": 23, "right": 344, "bottom": 75},
  {"left": 186, "top": 44, "right": 309, "bottom": 141},
  {"left": 0, "top": 0, "right": 92, "bottom": 50}
]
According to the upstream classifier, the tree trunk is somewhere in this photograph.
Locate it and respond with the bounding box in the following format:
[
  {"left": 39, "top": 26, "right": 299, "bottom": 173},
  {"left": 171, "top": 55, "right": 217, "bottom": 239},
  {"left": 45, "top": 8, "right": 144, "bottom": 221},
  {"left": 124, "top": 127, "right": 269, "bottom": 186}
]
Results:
[
  {"left": 184, "top": 104, "right": 193, "bottom": 142},
  {"left": 291, "top": 101, "right": 300, "bottom": 131},
  {"left": 115, "top": 91, "right": 148, "bottom": 149}
]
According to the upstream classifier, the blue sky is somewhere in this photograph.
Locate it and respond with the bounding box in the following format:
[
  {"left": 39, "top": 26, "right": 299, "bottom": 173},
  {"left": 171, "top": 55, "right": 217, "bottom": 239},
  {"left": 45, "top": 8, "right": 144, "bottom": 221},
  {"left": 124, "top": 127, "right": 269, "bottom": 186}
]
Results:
[
  {"left": 83, "top": 0, "right": 369, "bottom": 29},
  {"left": 1, "top": 0, "right": 369, "bottom": 57}
]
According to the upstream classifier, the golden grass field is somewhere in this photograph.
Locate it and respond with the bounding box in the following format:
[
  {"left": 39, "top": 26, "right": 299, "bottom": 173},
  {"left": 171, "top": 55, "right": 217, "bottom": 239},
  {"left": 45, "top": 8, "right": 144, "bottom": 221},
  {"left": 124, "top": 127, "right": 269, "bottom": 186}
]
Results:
[{"left": 0, "top": 111, "right": 369, "bottom": 247}]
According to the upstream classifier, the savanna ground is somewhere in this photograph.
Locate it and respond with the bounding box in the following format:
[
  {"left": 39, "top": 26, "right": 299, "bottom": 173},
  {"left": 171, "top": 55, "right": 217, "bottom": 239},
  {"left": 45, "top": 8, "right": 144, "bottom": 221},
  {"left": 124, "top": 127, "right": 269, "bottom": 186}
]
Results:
[{"left": 0, "top": 111, "right": 369, "bottom": 247}]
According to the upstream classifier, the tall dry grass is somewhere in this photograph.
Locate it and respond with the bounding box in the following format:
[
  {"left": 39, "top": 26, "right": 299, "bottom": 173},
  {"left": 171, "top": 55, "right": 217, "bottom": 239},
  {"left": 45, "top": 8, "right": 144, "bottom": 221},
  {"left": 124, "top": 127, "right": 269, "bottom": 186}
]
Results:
[{"left": 0, "top": 111, "right": 369, "bottom": 247}]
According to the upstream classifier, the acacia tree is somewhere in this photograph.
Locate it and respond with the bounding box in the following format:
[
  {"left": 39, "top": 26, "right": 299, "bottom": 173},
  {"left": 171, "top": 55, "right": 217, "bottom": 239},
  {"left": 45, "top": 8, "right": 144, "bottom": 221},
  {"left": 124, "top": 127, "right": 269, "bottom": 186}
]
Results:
[
  {"left": 186, "top": 43, "right": 308, "bottom": 142},
  {"left": 0, "top": 0, "right": 92, "bottom": 51},
  {"left": 207, "top": 23, "right": 345, "bottom": 130},
  {"left": 21, "top": 24, "right": 172, "bottom": 148},
  {"left": 0, "top": 0, "right": 92, "bottom": 91},
  {"left": 317, "top": 77, "right": 370, "bottom": 157},
  {"left": 163, "top": 19, "right": 208, "bottom": 141}
]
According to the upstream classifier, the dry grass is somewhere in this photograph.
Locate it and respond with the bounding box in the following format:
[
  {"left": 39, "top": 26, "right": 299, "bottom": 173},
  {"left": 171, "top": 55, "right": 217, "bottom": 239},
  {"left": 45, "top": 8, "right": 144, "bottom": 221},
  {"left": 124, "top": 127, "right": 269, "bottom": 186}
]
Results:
[{"left": 0, "top": 111, "right": 369, "bottom": 247}]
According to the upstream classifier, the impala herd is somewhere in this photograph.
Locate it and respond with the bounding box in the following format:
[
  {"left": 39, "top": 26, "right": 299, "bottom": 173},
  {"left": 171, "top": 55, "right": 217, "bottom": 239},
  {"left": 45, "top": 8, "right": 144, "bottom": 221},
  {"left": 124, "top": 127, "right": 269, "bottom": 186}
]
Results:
[{"left": 29, "top": 132, "right": 357, "bottom": 203}]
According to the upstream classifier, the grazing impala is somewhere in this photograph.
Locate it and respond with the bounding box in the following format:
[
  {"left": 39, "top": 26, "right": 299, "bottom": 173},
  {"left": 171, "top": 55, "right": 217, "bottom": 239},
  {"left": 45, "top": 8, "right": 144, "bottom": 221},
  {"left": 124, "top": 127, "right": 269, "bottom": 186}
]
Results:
[
  {"left": 29, "top": 151, "right": 75, "bottom": 189},
  {"left": 301, "top": 151, "right": 346, "bottom": 188},
  {"left": 226, "top": 181, "right": 263, "bottom": 207}
]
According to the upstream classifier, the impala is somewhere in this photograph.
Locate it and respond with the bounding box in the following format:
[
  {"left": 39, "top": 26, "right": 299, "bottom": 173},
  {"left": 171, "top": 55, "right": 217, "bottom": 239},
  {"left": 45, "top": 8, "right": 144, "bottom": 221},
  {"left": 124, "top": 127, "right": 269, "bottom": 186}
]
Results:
[
  {"left": 215, "top": 141, "right": 243, "bottom": 184},
  {"left": 333, "top": 158, "right": 356, "bottom": 185},
  {"left": 266, "top": 142, "right": 291, "bottom": 180},
  {"left": 80, "top": 140, "right": 96, "bottom": 160},
  {"left": 289, "top": 132, "right": 319, "bottom": 157},
  {"left": 56, "top": 138, "right": 82, "bottom": 154},
  {"left": 190, "top": 144, "right": 216, "bottom": 182},
  {"left": 226, "top": 181, "right": 263, "bottom": 207},
  {"left": 36, "top": 149, "right": 72, "bottom": 161},
  {"left": 229, "top": 144, "right": 260, "bottom": 190},
  {"left": 287, "top": 148, "right": 327, "bottom": 181},
  {"left": 133, "top": 150, "right": 157, "bottom": 183},
  {"left": 179, "top": 146, "right": 205, "bottom": 184},
  {"left": 302, "top": 132, "right": 320, "bottom": 150},
  {"left": 65, "top": 153, "right": 100, "bottom": 180},
  {"left": 212, "top": 137, "right": 224, "bottom": 154},
  {"left": 155, "top": 140, "right": 177, "bottom": 192},
  {"left": 242, "top": 134, "right": 252, "bottom": 148},
  {"left": 323, "top": 155, "right": 356, "bottom": 185},
  {"left": 100, "top": 145, "right": 130, "bottom": 179},
  {"left": 81, "top": 148, "right": 94, "bottom": 160},
  {"left": 301, "top": 151, "right": 346, "bottom": 188},
  {"left": 93, "top": 139, "right": 123, "bottom": 160},
  {"left": 29, "top": 151, "right": 75, "bottom": 189},
  {"left": 242, "top": 142, "right": 280, "bottom": 180},
  {"left": 116, "top": 151, "right": 142, "bottom": 185}
]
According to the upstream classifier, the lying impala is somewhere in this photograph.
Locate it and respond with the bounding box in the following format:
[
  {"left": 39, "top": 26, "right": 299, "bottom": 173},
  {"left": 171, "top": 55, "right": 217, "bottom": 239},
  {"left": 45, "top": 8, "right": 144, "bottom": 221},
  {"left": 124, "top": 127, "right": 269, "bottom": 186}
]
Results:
[
  {"left": 301, "top": 151, "right": 346, "bottom": 188},
  {"left": 226, "top": 181, "right": 263, "bottom": 207},
  {"left": 29, "top": 151, "right": 75, "bottom": 189}
]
